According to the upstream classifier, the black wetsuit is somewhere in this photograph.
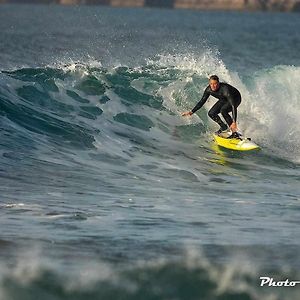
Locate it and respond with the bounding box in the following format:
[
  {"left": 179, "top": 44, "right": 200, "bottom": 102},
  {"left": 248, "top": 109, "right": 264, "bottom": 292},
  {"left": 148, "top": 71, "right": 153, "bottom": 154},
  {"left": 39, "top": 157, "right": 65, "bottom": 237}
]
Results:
[{"left": 192, "top": 82, "right": 241, "bottom": 129}]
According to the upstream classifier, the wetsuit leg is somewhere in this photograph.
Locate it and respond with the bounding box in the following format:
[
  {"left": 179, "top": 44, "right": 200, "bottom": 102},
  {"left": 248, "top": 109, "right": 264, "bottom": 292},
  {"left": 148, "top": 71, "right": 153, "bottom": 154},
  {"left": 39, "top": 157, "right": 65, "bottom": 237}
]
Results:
[
  {"left": 220, "top": 98, "right": 241, "bottom": 126},
  {"left": 208, "top": 100, "right": 228, "bottom": 129},
  {"left": 220, "top": 102, "right": 234, "bottom": 126}
]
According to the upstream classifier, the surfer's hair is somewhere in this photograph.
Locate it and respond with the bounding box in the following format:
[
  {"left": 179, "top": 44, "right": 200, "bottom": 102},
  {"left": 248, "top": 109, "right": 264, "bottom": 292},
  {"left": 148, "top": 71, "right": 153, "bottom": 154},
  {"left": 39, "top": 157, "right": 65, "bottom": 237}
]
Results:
[{"left": 209, "top": 75, "right": 219, "bottom": 82}]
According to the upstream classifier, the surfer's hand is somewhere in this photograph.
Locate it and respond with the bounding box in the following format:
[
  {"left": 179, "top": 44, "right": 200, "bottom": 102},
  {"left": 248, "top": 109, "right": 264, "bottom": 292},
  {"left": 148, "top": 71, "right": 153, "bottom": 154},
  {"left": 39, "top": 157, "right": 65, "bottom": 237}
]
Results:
[
  {"left": 230, "top": 122, "right": 237, "bottom": 132},
  {"left": 182, "top": 111, "right": 193, "bottom": 117}
]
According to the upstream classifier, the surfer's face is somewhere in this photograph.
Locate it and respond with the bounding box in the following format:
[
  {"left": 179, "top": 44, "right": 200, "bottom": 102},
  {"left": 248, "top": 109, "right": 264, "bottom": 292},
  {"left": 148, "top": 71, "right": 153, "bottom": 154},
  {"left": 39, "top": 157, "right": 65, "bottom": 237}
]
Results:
[{"left": 209, "top": 79, "right": 219, "bottom": 91}]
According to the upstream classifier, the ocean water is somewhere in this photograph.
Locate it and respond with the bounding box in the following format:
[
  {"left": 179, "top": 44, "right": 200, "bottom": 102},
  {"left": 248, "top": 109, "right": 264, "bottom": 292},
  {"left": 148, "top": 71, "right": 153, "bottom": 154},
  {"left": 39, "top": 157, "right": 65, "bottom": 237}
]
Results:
[{"left": 0, "top": 4, "right": 300, "bottom": 300}]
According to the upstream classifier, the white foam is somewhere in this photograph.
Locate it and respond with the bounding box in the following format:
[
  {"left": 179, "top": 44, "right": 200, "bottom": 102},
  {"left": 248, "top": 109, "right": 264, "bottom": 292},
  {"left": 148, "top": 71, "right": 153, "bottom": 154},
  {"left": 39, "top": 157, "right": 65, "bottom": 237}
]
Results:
[
  {"left": 147, "top": 52, "right": 300, "bottom": 162},
  {"left": 239, "top": 65, "right": 300, "bottom": 162},
  {"left": 146, "top": 50, "right": 229, "bottom": 78}
]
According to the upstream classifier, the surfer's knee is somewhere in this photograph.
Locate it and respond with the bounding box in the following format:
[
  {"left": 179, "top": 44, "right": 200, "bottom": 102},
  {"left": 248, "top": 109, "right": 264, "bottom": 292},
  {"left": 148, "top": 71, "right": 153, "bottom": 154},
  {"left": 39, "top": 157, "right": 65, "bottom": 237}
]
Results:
[{"left": 220, "top": 107, "right": 230, "bottom": 116}]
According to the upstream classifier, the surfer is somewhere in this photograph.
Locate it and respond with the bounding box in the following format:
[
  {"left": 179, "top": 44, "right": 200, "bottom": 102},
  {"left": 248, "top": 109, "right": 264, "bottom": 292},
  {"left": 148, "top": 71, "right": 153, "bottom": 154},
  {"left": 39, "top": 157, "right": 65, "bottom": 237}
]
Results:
[{"left": 182, "top": 75, "right": 241, "bottom": 135}]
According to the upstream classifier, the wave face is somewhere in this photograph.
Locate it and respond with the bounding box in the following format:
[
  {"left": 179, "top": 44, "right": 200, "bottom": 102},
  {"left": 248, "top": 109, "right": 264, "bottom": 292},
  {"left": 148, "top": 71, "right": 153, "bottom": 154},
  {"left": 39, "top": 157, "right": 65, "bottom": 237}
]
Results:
[{"left": 1, "top": 58, "right": 300, "bottom": 164}]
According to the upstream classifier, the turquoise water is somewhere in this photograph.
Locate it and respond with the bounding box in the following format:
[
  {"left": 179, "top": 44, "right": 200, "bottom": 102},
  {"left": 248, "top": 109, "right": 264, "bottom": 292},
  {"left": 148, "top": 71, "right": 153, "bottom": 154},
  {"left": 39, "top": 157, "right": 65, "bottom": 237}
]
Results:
[{"left": 0, "top": 5, "right": 300, "bottom": 299}]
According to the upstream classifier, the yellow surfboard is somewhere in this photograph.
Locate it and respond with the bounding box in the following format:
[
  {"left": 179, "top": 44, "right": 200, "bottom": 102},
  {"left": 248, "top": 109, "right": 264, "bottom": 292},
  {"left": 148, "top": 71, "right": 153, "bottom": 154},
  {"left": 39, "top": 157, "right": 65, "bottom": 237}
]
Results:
[{"left": 213, "top": 133, "right": 260, "bottom": 151}]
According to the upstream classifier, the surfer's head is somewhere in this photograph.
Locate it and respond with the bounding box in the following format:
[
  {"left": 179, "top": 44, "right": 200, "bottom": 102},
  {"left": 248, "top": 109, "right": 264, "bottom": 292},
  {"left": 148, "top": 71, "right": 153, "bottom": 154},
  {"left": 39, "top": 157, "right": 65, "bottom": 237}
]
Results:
[{"left": 209, "top": 75, "right": 220, "bottom": 91}]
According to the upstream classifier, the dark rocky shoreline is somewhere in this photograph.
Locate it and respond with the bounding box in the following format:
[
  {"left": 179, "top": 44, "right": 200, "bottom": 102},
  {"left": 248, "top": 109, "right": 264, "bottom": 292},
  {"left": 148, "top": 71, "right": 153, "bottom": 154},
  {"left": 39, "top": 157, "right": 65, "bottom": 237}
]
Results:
[{"left": 1, "top": 0, "right": 299, "bottom": 12}]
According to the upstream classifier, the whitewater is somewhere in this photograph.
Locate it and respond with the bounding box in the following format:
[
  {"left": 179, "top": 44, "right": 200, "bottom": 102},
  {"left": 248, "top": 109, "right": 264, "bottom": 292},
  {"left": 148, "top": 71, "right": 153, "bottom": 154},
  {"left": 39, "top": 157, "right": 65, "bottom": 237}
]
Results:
[{"left": 0, "top": 4, "right": 299, "bottom": 300}]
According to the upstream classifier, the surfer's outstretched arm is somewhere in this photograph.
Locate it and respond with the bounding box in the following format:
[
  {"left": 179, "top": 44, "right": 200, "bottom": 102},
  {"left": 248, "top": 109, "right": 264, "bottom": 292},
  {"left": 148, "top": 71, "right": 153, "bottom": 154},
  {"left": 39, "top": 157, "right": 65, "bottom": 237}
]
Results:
[
  {"left": 182, "top": 88, "right": 210, "bottom": 117},
  {"left": 191, "top": 89, "right": 210, "bottom": 114}
]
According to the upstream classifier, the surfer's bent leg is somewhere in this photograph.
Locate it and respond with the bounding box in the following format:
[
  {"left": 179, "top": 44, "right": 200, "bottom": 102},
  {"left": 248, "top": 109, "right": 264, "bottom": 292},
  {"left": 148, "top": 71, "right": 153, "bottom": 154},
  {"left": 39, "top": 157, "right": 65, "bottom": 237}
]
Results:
[
  {"left": 208, "top": 100, "right": 228, "bottom": 129},
  {"left": 220, "top": 97, "right": 241, "bottom": 126},
  {"left": 220, "top": 103, "right": 233, "bottom": 126}
]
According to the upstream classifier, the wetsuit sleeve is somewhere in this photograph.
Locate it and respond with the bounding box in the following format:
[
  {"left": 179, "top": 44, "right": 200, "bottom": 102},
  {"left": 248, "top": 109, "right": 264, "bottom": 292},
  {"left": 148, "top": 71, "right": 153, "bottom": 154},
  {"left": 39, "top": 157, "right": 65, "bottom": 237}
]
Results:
[
  {"left": 191, "top": 87, "right": 210, "bottom": 114},
  {"left": 229, "top": 96, "right": 237, "bottom": 122}
]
